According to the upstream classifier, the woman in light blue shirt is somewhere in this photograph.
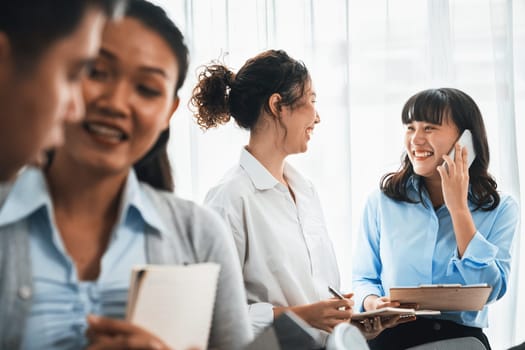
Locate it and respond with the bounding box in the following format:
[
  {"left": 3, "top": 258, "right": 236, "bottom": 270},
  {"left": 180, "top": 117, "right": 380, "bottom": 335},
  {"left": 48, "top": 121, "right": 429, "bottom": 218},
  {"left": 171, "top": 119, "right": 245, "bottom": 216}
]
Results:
[
  {"left": 0, "top": 1, "right": 252, "bottom": 349},
  {"left": 353, "top": 88, "right": 519, "bottom": 350}
]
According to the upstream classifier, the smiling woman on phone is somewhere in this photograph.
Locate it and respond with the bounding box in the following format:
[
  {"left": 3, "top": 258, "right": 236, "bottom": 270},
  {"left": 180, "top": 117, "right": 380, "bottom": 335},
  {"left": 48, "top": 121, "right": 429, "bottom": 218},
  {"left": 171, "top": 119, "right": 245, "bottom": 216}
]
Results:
[{"left": 352, "top": 88, "right": 519, "bottom": 350}]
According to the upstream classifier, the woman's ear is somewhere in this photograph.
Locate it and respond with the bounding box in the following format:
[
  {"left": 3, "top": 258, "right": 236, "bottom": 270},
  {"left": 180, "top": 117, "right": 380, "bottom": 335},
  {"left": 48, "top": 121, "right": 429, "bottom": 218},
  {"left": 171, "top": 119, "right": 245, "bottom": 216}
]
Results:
[
  {"left": 163, "top": 97, "right": 180, "bottom": 128},
  {"left": 268, "top": 93, "right": 282, "bottom": 118}
]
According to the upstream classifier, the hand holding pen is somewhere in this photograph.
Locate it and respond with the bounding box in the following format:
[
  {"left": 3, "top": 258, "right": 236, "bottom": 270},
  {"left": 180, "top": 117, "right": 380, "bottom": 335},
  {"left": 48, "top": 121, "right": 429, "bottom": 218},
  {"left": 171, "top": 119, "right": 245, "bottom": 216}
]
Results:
[
  {"left": 328, "top": 285, "right": 355, "bottom": 312},
  {"left": 278, "top": 287, "right": 353, "bottom": 333}
]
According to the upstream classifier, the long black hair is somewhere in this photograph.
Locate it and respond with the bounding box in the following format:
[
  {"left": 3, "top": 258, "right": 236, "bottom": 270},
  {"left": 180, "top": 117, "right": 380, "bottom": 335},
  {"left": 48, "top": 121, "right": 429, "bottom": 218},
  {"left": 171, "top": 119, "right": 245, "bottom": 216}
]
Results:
[
  {"left": 126, "top": 0, "right": 189, "bottom": 191},
  {"left": 380, "top": 88, "right": 499, "bottom": 211}
]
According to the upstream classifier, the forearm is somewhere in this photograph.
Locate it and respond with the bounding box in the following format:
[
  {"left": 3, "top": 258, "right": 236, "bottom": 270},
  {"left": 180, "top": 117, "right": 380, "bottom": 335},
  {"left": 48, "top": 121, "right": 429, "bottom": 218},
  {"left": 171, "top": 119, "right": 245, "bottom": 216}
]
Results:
[
  {"left": 272, "top": 305, "right": 288, "bottom": 319},
  {"left": 450, "top": 208, "right": 476, "bottom": 257},
  {"left": 448, "top": 232, "right": 509, "bottom": 301},
  {"left": 273, "top": 304, "right": 309, "bottom": 321}
]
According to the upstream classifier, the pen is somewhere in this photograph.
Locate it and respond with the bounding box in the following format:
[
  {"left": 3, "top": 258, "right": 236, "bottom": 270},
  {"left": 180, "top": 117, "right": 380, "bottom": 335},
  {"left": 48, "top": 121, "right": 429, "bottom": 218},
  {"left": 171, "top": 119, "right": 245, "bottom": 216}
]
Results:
[{"left": 328, "top": 285, "right": 345, "bottom": 299}]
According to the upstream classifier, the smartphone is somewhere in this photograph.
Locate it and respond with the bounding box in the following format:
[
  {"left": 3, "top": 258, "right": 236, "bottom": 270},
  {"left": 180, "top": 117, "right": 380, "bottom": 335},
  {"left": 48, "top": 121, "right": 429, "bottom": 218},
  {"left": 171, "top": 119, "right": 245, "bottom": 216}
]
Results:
[{"left": 444, "top": 129, "right": 476, "bottom": 170}]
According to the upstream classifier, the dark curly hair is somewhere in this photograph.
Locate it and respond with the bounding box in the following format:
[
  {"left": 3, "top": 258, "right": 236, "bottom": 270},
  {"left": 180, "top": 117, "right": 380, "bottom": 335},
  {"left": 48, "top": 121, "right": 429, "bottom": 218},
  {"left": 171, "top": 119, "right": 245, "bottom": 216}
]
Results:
[
  {"left": 190, "top": 49, "right": 309, "bottom": 130},
  {"left": 381, "top": 88, "right": 500, "bottom": 211}
]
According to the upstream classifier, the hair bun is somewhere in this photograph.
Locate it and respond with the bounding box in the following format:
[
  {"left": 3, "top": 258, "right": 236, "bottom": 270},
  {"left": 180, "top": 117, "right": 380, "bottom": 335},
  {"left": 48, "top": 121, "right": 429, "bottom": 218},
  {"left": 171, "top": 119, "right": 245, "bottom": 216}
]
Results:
[
  {"left": 190, "top": 63, "right": 233, "bottom": 129},
  {"left": 225, "top": 70, "right": 235, "bottom": 86}
]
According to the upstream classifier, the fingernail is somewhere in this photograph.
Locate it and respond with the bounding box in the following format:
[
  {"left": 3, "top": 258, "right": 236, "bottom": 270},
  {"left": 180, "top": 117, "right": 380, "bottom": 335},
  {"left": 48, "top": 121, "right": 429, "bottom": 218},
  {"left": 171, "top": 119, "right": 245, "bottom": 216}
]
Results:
[{"left": 87, "top": 314, "right": 99, "bottom": 324}]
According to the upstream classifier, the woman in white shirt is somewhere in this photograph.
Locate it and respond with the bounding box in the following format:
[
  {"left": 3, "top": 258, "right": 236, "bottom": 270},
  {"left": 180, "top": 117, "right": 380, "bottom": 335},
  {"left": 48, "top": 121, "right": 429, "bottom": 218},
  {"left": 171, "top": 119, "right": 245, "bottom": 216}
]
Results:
[{"left": 190, "top": 50, "right": 355, "bottom": 342}]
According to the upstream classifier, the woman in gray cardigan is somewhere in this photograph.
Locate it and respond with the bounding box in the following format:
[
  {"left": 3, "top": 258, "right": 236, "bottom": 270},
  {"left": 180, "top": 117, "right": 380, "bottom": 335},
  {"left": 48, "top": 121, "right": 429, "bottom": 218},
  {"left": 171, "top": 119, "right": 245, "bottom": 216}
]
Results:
[{"left": 0, "top": 1, "right": 252, "bottom": 349}]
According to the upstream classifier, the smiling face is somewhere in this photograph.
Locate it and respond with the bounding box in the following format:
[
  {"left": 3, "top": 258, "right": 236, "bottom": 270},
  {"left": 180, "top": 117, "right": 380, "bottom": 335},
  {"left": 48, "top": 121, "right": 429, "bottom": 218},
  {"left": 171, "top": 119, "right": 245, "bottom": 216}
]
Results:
[
  {"left": 404, "top": 115, "right": 460, "bottom": 180},
  {"left": 279, "top": 81, "right": 320, "bottom": 155},
  {"left": 0, "top": 8, "right": 105, "bottom": 181},
  {"left": 55, "top": 17, "right": 180, "bottom": 176}
]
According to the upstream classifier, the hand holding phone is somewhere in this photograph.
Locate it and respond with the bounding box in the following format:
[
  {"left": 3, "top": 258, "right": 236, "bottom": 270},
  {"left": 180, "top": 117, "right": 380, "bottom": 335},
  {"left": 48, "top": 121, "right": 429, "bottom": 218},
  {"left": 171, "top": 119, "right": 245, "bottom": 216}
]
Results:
[{"left": 443, "top": 129, "right": 476, "bottom": 171}]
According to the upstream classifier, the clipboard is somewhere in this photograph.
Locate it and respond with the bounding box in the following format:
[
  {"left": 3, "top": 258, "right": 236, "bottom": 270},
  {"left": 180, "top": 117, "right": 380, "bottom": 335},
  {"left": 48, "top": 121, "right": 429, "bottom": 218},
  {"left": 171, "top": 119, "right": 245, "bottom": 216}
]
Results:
[{"left": 389, "top": 284, "right": 492, "bottom": 311}]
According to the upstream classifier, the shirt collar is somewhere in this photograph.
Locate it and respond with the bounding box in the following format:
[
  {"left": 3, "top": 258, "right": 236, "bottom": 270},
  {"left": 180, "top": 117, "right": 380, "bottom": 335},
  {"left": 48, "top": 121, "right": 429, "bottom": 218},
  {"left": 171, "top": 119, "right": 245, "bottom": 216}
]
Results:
[
  {"left": 0, "top": 167, "right": 166, "bottom": 234},
  {"left": 118, "top": 170, "right": 166, "bottom": 235},
  {"left": 406, "top": 174, "right": 474, "bottom": 206},
  {"left": 0, "top": 167, "right": 51, "bottom": 226},
  {"left": 283, "top": 161, "right": 313, "bottom": 193},
  {"left": 407, "top": 175, "right": 421, "bottom": 191},
  {"left": 238, "top": 147, "right": 313, "bottom": 193},
  {"left": 239, "top": 147, "right": 280, "bottom": 190},
  {"left": 0, "top": 182, "right": 14, "bottom": 209}
]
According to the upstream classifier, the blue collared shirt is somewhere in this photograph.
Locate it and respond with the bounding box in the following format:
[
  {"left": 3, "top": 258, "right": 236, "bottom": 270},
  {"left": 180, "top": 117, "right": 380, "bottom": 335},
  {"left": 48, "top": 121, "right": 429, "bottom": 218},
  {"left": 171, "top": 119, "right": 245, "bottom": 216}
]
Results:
[
  {"left": 352, "top": 176, "right": 519, "bottom": 328},
  {"left": 0, "top": 167, "right": 165, "bottom": 350}
]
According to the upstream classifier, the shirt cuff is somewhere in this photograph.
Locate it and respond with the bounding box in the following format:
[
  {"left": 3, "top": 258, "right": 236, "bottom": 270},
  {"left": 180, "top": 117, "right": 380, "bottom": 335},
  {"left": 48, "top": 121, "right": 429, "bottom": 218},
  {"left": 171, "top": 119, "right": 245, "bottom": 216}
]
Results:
[
  {"left": 327, "top": 323, "right": 368, "bottom": 349},
  {"left": 448, "top": 231, "right": 498, "bottom": 273},
  {"left": 248, "top": 302, "right": 275, "bottom": 335},
  {"left": 355, "top": 285, "right": 383, "bottom": 312}
]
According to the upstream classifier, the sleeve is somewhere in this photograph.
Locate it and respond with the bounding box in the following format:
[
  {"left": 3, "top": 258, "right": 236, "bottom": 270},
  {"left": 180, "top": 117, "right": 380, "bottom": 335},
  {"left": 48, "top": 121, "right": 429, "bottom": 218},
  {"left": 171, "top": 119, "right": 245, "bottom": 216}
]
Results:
[
  {"left": 446, "top": 195, "right": 520, "bottom": 302},
  {"left": 247, "top": 302, "right": 275, "bottom": 335},
  {"left": 192, "top": 207, "right": 254, "bottom": 349},
  {"left": 352, "top": 192, "right": 385, "bottom": 311},
  {"left": 205, "top": 192, "right": 275, "bottom": 336},
  {"left": 327, "top": 323, "right": 369, "bottom": 349},
  {"left": 204, "top": 192, "right": 247, "bottom": 267}
]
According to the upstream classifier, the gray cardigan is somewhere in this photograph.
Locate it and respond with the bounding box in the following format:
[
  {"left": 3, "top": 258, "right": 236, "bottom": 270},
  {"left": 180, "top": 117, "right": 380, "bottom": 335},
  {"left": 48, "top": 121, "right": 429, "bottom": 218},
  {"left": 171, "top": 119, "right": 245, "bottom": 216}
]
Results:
[{"left": 0, "top": 183, "right": 253, "bottom": 349}]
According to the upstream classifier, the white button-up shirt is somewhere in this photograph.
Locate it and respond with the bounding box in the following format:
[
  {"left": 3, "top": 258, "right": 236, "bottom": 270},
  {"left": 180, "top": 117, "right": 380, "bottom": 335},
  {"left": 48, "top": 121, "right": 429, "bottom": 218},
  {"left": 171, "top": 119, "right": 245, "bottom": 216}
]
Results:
[{"left": 205, "top": 148, "right": 340, "bottom": 335}]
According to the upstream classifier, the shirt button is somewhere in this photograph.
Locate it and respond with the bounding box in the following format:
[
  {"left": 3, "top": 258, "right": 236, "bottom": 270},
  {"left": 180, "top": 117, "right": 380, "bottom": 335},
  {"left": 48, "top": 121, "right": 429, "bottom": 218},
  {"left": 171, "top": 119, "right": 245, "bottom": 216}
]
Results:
[
  {"left": 433, "top": 322, "right": 441, "bottom": 331},
  {"left": 18, "top": 285, "right": 32, "bottom": 300}
]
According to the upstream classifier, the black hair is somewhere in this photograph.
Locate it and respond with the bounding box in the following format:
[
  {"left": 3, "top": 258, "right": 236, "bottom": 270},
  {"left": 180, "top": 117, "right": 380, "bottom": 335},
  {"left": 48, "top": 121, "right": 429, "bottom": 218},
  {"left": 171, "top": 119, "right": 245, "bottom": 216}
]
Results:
[
  {"left": 0, "top": 0, "right": 125, "bottom": 71},
  {"left": 190, "top": 49, "right": 309, "bottom": 130},
  {"left": 125, "top": 0, "right": 189, "bottom": 191},
  {"left": 381, "top": 88, "right": 500, "bottom": 211},
  {"left": 123, "top": 0, "right": 188, "bottom": 95}
]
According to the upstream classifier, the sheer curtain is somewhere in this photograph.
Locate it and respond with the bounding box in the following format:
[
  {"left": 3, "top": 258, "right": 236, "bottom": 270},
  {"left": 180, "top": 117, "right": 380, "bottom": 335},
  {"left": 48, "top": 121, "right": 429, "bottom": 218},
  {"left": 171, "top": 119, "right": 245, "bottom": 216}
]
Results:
[{"left": 154, "top": 0, "right": 524, "bottom": 347}]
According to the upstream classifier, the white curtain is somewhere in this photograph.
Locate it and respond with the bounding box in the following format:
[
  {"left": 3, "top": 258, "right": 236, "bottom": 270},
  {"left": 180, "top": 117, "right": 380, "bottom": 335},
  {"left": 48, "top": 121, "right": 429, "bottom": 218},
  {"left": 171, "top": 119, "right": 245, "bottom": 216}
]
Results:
[{"left": 154, "top": 0, "right": 524, "bottom": 347}]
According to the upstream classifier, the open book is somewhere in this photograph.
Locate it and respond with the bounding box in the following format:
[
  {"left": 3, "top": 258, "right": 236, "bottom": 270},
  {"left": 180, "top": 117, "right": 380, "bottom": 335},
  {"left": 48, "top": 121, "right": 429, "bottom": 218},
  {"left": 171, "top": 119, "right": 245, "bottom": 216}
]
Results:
[
  {"left": 351, "top": 307, "right": 440, "bottom": 322},
  {"left": 126, "top": 263, "right": 221, "bottom": 350}
]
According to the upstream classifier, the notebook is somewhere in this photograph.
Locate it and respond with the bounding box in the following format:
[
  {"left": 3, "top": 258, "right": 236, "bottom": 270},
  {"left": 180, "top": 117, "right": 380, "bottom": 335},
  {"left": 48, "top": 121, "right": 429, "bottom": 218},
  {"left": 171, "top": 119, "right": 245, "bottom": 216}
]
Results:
[{"left": 126, "top": 263, "right": 220, "bottom": 349}]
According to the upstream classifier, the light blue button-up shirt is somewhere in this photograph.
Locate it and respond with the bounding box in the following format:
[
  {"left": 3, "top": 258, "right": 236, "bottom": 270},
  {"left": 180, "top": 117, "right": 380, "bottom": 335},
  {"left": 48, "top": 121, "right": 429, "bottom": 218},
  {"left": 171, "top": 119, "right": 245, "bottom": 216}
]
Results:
[
  {"left": 352, "top": 176, "right": 519, "bottom": 328},
  {"left": 0, "top": 167, "right": 165, "bottom": 350}
]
